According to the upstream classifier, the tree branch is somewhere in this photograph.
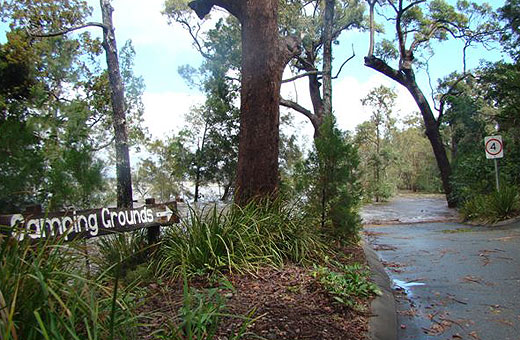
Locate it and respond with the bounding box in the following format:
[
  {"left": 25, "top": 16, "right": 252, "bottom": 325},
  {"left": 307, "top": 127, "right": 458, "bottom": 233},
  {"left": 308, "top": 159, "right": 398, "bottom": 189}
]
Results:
[
  {"left": 280, "top": 98, "right": 317, "bottom": 128},
  {"left": 28, "top": 22, "right": 108, "bottom": 37},
  {"left": 282, "top": 70, "right": 321, "bottom": 83},
  {"left": 364, "top": 55, "right": 407, "bottom": 87},
  {"left": 332, "top": 45, "right": 355, "bottom": 79}
]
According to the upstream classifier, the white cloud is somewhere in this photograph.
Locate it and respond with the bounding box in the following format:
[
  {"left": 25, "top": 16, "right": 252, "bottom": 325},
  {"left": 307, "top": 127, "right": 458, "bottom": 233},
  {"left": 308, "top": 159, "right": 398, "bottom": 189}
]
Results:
[{"left": 142, "top": 91, "right": 204, "bottom": 138}]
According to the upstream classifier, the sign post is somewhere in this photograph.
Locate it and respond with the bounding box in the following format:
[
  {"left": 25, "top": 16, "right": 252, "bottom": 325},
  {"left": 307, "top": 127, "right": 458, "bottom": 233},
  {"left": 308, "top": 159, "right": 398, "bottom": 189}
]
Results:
[{"left": 484, "top": 135, "right": 504, "bottom": 192}]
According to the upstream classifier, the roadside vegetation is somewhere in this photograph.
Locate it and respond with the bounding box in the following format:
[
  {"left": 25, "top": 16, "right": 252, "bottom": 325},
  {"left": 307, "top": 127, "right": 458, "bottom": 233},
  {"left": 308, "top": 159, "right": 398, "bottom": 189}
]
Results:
[{"left": 2, "top": 0, "right": 520, "bottom": 338}]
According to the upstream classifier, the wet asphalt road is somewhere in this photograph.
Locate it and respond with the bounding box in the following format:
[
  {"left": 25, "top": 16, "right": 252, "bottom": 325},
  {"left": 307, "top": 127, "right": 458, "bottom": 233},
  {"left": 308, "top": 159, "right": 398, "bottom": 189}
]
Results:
[{"left": 362, "top": 195, "right": 520, "bottom": 340}]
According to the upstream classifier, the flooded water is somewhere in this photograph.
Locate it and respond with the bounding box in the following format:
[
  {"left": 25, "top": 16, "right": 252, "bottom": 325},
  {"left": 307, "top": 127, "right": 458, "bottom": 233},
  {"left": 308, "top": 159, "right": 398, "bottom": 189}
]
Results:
[{"left": 361, "top": 193, "right": 460, "bottom": 225}]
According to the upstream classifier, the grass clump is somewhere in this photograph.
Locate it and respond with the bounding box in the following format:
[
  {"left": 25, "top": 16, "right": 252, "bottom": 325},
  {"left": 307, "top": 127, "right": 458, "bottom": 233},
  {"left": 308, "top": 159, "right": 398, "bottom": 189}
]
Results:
[
  {"left": 0, "top": 235, "right": 141, "bottom": 340},
  {"left": 460, "top": 186, "right": 520, "bottom": 223},
  {"left": 156, "top": 198, "right": 327, "bottom": 278}
]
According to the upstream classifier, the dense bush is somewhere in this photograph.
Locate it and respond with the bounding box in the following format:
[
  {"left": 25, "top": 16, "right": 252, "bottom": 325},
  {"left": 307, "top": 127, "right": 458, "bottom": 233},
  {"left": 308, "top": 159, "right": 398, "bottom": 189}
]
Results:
[
  {"left": 460, "top": 186, "right": 520, "bottom": 222},
  {"left": 156, "top": 198, "right": 327, "bottom": 278}
]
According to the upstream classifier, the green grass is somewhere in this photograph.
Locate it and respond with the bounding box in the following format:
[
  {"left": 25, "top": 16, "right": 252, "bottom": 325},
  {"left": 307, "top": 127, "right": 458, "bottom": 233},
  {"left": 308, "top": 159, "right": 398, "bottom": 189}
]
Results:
[{"left": 0, "top": 234, "right": 141, "bottom": 340}]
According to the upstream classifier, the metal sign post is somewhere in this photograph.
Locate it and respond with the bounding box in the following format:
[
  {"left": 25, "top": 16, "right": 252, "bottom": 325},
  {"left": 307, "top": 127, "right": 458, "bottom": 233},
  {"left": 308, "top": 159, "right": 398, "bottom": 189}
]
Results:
[{"left": 484, "top": 135, "right": 504, "bottom": 192}]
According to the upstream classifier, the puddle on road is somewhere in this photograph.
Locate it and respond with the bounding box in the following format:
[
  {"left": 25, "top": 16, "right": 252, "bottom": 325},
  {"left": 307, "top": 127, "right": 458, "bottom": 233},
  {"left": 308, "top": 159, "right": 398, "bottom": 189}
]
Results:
[{"left": 393, "top": 279, "right": 426, "bottom": 297}]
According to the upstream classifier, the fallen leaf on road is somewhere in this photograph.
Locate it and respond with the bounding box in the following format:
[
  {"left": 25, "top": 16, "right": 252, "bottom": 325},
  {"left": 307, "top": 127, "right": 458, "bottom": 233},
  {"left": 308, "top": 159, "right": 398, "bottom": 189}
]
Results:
[
  {"left": 468, "top": 331, "right": 480, "bottom": 339},
  {"left": 452, "top": 334, "right": 463, "bottom": 339},
  {"left": 461, "top": 275, "right": 483, "bottom": 284},
  {"left": 494, "top": 319, "right": 514, "bottom": 327},
  {"left": 490, "top": 236, "right": 516, "bottom": 242}
]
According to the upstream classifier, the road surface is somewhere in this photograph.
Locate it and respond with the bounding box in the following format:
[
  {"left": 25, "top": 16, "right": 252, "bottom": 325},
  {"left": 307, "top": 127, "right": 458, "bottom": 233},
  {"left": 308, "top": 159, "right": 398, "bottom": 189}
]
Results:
[{"left": 362, "top": 194, "right": 520, "bottom": 340}]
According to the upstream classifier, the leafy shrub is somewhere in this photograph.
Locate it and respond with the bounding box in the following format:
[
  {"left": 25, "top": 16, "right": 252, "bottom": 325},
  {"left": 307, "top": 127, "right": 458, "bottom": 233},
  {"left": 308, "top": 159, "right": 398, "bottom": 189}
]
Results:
[
  {"left": 295, "top": 115, "right": 362, "bottom": 240},
  {"left": 461, "top": 186, "right": 520, "bottom": 222},
  {"left": 156, "top": 198, "right": 327, "bottom": 278},
  {"left": 312, "top": 260, "right": 380, "bottom": 312}
]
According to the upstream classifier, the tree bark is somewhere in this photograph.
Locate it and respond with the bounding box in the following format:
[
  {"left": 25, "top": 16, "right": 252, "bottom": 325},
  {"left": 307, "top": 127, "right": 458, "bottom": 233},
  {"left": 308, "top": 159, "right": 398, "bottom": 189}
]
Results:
[
  {"left": 235, "top": 0, "right": 283, "bottom": 204},
  {"left": 100, "top": 0, "right": 133, "bottom": 208},
  {"left": 322, "top": 0, "right": 334, "bottom": 116},
  {"left": 188, "top": 0, "right": 300, "bottom": 205}
]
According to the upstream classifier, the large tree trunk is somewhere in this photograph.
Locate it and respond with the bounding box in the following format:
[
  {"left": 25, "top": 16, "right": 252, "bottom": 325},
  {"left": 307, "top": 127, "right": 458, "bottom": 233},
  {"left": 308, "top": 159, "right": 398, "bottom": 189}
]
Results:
[
  {"left": 235, "top": 0, "right": 284, "bottom": 204},
  {"left": 188, "top": 0, "right": 299, "bottom": 205},
  {"left": 100, "top": 0, "right": 133, "bottom": 208}
]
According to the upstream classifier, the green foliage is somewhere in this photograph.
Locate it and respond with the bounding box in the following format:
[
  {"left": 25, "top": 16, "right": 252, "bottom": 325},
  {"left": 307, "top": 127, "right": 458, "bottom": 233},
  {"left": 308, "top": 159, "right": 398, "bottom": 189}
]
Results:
[
  {"left": 297, "top": 115, "right": 362, "bottom": 239},
  {"left": 394, "top": 113, "right": 442, "bottom": 193},
  {"left": 312, "top": 260, "right": 380, "bottom": 311},
  {"left": 156, "top": 198, "right": 326, "bottom": 278},
  {"left": 96, "top": 231, "right": 152, "bottom": 281},
  {"left": 134, "top": 136, "right": 190, "bottom": 202},
  {"left": 460, "top": 186, "right": 520, "bottom": 222},
  {"left": 0, "top": 236, "right": 141, "bottom": 340},
  {"left": 500, "top": 0, "right": 520, "bottom": 60},
  {"left": 357, "top": 86, "right": 398, "bottom": 202}
]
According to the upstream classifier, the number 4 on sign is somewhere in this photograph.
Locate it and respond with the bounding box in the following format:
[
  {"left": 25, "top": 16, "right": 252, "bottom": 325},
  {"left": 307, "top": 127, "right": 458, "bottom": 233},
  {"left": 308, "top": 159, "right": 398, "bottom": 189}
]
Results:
[
  {"left": 484, "top": 135, "right": 503, "bottom": 192},
  {"left": 484, "top": 135, "right": 504, "bottom": 159}
]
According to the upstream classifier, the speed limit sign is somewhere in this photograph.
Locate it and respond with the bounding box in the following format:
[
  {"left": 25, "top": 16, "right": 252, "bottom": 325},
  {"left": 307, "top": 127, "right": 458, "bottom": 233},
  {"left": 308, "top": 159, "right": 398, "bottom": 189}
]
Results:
[{"left": 484, "top": 135, "right": 504, "bottom": 159}]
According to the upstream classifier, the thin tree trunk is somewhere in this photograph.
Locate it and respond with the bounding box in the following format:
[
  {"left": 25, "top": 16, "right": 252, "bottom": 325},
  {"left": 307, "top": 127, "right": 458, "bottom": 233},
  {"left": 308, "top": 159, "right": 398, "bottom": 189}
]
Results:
[
  {"left": 100, "top": 0, "right": 133, "bottom": 208},
  {"left": 404, "top": 80, "right": 454, "bottom": 206},
  {"left": 322, "top": 0, "right": 334, "bottom": 116}
]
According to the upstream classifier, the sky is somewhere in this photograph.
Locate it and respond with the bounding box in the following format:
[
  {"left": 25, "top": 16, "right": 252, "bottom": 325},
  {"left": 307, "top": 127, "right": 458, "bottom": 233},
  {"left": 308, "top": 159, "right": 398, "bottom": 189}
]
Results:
[{"left": 1, "top": 0, "right": 508, "bottom": 144}]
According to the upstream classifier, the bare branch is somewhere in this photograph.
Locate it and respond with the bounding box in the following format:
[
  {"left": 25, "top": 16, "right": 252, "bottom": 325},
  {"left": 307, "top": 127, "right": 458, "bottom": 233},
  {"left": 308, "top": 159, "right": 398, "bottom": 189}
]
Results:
[
  {"left": 280, "top": 98, "right": 317, "bottom": 127},
  {"left": 28, "top": 22, "right": 108, "bottom": 37},
  {"left": 177, "top": 17, "right": 212, "bottom": 60},
  {"left": 282, "top": 70, "right": 321, "bottom": 83},
  {"left": 402, "top": 0, "right": 426, "bottom": 13},
  {"left": 332, "top": 45, "right": 355, "bottom": 79}
]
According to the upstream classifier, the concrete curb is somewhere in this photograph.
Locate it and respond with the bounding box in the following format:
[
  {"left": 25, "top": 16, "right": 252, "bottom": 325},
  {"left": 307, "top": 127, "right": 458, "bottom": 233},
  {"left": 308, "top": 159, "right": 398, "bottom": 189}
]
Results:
[{"left": 363, "top": 242, "right": 397, "bottom": 340}]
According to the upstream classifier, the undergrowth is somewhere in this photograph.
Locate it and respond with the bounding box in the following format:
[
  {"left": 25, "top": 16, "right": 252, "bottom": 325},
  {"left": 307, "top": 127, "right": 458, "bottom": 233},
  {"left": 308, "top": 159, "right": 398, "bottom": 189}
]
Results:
[
  {"left": 312, "top": 259, "right": 381, "bottom": 312},
  {"left": 460, "top": 186, "right": 520, "bottom": 223},
  {"left": 0, "top": 234, "right": 141, "bottom": 340},
  {"left": 156, "top": 198, "right": 327, "bottom": 278}
]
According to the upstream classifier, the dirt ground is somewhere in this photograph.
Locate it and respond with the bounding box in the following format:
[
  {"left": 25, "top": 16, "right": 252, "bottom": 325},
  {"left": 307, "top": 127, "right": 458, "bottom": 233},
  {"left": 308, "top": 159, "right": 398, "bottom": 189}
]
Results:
[{"left": 138, "top": 245, "right": 372, "bottom": 339}]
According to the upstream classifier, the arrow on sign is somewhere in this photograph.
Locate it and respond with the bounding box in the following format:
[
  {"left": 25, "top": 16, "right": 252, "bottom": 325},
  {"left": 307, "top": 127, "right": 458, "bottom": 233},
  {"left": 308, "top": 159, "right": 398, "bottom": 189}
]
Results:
[{"left": 156, "top": 206, "right": 174, "bottom": 220}]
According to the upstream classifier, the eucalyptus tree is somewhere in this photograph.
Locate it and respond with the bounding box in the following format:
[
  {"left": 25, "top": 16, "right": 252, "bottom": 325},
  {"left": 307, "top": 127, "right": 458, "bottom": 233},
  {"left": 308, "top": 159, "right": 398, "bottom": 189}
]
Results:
[
  {"left": 166, "top": 0, "right": 301, "bottom": 204},
  {"left": 2, "top": 0, "right": 137, "bottom": 208},
  {"left": 0, "top": 0, "right": 148, "bottom": 209},
  {"left": 364, "top": 0, "right": 500, "bottom": 207},
  {"left": 279, "top": 0, "right": 365, "bottom": 135},
  {"left": 359, "top": 85, "right": 397, "bottom": 202}
]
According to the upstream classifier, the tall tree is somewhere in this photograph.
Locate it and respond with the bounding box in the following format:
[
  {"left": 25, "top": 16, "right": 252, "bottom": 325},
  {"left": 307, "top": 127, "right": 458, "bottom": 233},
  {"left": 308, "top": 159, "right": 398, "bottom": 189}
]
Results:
[
  {"left": 364, "top": 0, "right": 500, "bottom": 207},
  {"left": 279, "top": 0, "right": 365, "bottom": 135},
  {"left": 15, "top": 0, "right": 135, "bottom": 208},
  {"left": 184, "top": 0, "right": 301, "bottom": 204},
  {"left": 359, "top": 85, "right": 397, "bottom": 202}
]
